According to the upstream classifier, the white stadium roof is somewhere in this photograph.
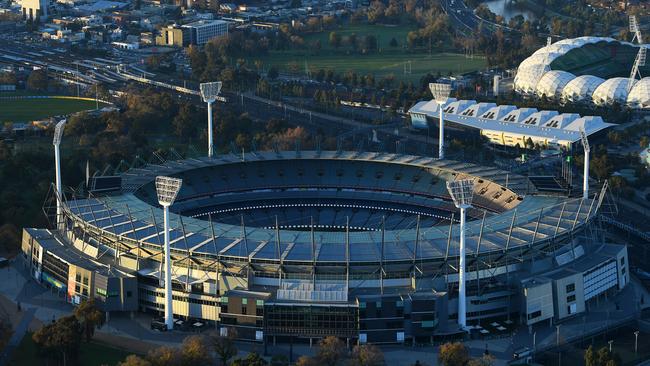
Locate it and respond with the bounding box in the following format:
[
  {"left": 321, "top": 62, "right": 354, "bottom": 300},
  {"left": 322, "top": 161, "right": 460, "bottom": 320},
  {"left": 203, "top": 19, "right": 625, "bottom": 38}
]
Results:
[
  {"left": 627, "top": 77, "right": 650, "bottom": 109},
  {"left": 408, "top": 99, "right": 613, "bottom": 146},
  {"left": 592, "top": 77, "right": 636, "bottom": 106},
  {"left": 561, "top": 75, "right": 605, "bottom": 103},
  {"left": 515, "top": 36, "right": 649, "bottom": 108},
  {"left": 536, "top": 71, "right": 576, "bottom": 99}
]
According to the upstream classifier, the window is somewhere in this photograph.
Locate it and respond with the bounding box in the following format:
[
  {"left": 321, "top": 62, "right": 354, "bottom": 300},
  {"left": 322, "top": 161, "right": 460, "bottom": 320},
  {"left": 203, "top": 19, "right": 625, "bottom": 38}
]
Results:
[
  {"left": 621, "top": 257, "right": 625, "bottom": 266},
  {"left": 242, "top": 298, "right": 248, "bottom": 305},
  {"left": 567, "top": 295, "right": 576, "bottom": 303},
  {"left": 566, "top": 283, "right": 575, "bottom": 293},
  {"left": 527, "top": 310, "right": 542, "bottom": 320},
  {"left": 242, "top": 306, "right": 247, "bottom": 315}
]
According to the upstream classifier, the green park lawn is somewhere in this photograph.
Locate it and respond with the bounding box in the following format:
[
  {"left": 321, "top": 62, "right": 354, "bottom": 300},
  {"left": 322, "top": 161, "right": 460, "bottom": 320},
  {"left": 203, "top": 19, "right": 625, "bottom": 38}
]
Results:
[
  {"left": 11, "top": 332, "right": 135, "bottom": 366},
  {"left": 251, "top": 23, "right": 487, "bottom": 82},
  {"left": 0, "top": 97, "right": 106, "bottom": 123}
]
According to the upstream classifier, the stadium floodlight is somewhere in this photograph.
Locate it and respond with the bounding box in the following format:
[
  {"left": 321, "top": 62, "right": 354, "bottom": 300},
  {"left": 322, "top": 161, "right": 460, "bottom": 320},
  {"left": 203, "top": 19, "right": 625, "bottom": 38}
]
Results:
[
  {"left": 580, "top": 129, "right": 590, "bottom": 200},
  {"left": 429, "top": 83, "right": 452, "bottom": 160},
  {"left": 199, "top": 81, "right": 222, "bottom": 158},
  {"left": 630, "top": 16, "right": 644, "bottom": 44},
  {"left": 53, "top": 119, "right": 66, "bottom": 228},
  {"left": 628, "top": 47, "right": 646, "bottom": 93},
  {"left": 155, "top": 175, "right": 182, "bottom": 331},
  {"left": 446, "top": 179, "right": 474, "bottom": 330}
]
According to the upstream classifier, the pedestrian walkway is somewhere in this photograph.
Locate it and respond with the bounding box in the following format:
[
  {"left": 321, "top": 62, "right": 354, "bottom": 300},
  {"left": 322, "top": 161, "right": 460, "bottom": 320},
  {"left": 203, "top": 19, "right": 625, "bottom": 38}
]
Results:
[{"left": 0, "top": 307, "right": 35, "bottom": 366}]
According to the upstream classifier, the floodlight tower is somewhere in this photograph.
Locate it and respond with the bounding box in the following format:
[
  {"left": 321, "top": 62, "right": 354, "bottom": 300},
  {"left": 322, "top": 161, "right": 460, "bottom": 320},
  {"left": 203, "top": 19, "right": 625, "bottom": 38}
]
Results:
[
  {"left": 155, "top": 176, "right": 183, "bottom": 331},
  {"left": 429, "top": 83, "right": 452, "bottom": 160},
  {"left": 628, "top": 47, "right": 646, "bottom": 94},
  {"left": 630, "top": 16, "right": 644, "bottom": 45},
  {"left": 579, "top": 129, "right": 590, "bottom": 200},
  {"left": 53, "top": 120, "right": 66, "bottom": 228},
  {"left": 446, "top": 179, "right": 474, "bottom": 330},
  {"left": 199, "top": 81, "right": 222, "bottom": 158}
]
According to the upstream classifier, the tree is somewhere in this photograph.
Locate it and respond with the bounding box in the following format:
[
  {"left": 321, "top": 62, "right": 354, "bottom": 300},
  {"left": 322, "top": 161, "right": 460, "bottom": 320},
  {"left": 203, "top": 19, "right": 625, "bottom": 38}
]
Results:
[
  {"left": 585, "top": 345, "right": 621, "bottom": 366},
  {"left": 73, "top": 298, "right": 105, "bottom": 342},
  {"left": 33, "top": 316, "right": 83, "bottom": 365},
  {"left": 119, "top": 355, "right": 152, "bottom": 366},
  {"left": 0, "top": 317, "right": 12, "bottom": 352},
  {"left": 329, "top": 31, "right": 341, "bottom": 49},
  {"left": 438, "top": 342, "right": 470, "bottom": 366},
  {"left": 316, "top": 336, "right": 347, "bottom": 366},
  {"left": 640, "top": 135, "right": 649, "bottom": 148},
  {"left": 350, "top": 344, "right": 384, "bottom": 366},
  {"left": 468, "top": 354, "right": 495, "bottom": 366},
  {"left": 27, "top": 69, "right": 48, "bottom": 91},
  {"left": 231, "top": 352, "right": 268, "bottom": 366},
  {"left": 268, "top": 67, "right": 279, "bottom": 80},
  {"left": 173, "top": 103, "right": 200, "bottom": 139},
  {"left": 211, "top": 328, "right": 238, "bottom": 366},
  {"left": 295, "top": 356, "right": 319, "bottom": 366},
  {"left": 147, "top": 346, "right": 181, "bottom": 366},
  {"left": 180, "top": 335, "right": 213, "bottom": 366}
]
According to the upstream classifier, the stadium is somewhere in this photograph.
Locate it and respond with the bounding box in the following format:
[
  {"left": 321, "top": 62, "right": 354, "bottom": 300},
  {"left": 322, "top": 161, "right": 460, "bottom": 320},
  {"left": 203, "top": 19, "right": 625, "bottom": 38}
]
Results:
[
  {"left": 21, "top": 150, "right": 628, "bottom": 344},
  {"left": 514, "top": 36, "right": 650, "bottom": 108}
]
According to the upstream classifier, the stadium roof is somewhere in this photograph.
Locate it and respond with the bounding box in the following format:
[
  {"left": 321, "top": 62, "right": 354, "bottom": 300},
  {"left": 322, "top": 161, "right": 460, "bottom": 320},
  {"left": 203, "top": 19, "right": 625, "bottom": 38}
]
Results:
[
  {"left": 408, "top": 100, "right": 613, "bottom": 144},
  {"left": 61, "top": 152, "right": 604, "bottom": 263}
]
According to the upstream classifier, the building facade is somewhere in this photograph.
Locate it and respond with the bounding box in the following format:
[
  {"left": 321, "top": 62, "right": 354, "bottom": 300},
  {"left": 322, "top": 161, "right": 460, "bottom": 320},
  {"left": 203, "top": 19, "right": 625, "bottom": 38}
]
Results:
[{"left": 182, "top": 19, "right": 228, "bottom": 45}]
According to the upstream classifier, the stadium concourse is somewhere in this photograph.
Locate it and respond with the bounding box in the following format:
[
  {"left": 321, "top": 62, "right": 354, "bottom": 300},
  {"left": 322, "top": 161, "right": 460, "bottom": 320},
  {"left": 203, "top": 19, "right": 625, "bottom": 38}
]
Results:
[{"left": 20, "top": 151, "right": 629, "bottom": 345}]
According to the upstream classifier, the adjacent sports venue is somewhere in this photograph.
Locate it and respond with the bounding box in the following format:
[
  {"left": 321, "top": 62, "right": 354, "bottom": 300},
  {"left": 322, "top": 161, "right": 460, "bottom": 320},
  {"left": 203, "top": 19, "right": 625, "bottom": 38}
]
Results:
[{"left": 514, "top": 36, "right": 650, "bottom": 108}]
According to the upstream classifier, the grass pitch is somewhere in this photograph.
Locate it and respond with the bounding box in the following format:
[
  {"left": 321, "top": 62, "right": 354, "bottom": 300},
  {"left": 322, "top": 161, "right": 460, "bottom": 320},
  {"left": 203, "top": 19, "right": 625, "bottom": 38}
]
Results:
[
  {"left": 0, "top": 96, "right": 106, "bottom": 123},
  {"left": 250, "top": 23, "right": 486, "bottom": 82}
]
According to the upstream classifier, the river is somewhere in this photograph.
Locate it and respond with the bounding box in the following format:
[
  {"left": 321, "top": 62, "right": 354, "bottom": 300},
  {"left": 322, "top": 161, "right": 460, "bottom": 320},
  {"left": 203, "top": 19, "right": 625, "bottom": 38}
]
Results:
[{"left": 483, "top": 0, "right": 538, "bottom": 21}]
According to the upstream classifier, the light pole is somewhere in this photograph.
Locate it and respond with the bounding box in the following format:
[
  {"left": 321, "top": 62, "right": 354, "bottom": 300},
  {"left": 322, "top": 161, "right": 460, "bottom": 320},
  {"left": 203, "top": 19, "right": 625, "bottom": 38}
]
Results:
[
  {"left": 199, "top": 81, "right": 222, "bottom": 158},
  {"left": 579, "top": 128, "right": 590, "bottom": 199},
  {"left": 532, "top": 331, "right": 537, "bottom": 363},
  {"left": 155, "top": 176, "right": 183, "bottom": 331},
  {"left": 608, "top": 339, "right": 613, "bottom": 352},
  {"left": 429, "top": 83, "right": 452, "bottom": 160},
  {"left": 446, "top": 179, "right": 475, "bottom": 330},
  {"left": 635, "top": 330, "right": 640, "bottom": 354},
  {"left": 53, "top": 120, "right": 66, "bottom": 229},
  {"left": 557, "top": 324, "right": 562, "bottom": 366}
]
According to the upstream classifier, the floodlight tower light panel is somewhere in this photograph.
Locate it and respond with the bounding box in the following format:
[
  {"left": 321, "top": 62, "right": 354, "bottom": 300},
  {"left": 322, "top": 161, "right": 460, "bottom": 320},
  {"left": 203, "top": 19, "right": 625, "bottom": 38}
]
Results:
[
  {"left": 199, "top": 81, "right": 222, "bottom": 103},
  {"left": 155, "top": 176, "right": 183, "bottom": 206},
  {"left": 53, "top": 120, "right": 66, "bottom": 145},
  {"left": 579, "top": 129, "right": 590, "bottom": 153},
  {"left": 446, "top": 179, "right": 475, "bottom": 208},
  {"left": 630, "top": 15, "right": 638, "bottom": 33},
  {"left": 429, "top": 83, "right": 452, "bottom": 102}
]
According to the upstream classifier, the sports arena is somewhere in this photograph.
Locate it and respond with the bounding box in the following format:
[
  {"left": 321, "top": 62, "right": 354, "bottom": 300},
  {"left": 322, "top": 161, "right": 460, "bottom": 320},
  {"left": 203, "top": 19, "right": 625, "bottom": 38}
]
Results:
[
  {"left": 514, "top": 36, "right": 650, "bottom": 108},
  {"left": 21, "top": 151, "right": 628, "bottom": 344}
]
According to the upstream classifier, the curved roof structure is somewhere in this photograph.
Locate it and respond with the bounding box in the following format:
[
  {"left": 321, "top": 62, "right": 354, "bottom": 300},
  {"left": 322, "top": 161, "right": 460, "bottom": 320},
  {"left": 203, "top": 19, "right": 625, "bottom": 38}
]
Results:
[
  {"left": 561, "top": 75, "right": 605, "bottom": 103},
  {"left": 628, "top": 77, "right": 650, "bottom": 108},
  {"left": 536, "top": 70, "right": 576, "bottom": 99},
  {"left": 61, "top": 152, "right": 604, "bottom": 270},
  {"left": 515, "top": 36, "right": 649, "bottom": 108},
  {"left": 514, "top": 66, "right": 549, "bottom": 94},
  {"left": 592, "top": 77, "right": 636, "bottom": 106}
]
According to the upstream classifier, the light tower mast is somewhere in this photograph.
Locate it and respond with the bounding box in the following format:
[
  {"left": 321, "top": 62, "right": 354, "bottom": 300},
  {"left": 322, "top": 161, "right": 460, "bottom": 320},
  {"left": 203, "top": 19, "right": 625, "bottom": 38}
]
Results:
[
  {"left": 53, "top": 120, "right": 66, "bottom": 228},
  {"left": 446, "top": 179, "right": 475, "bottom": 330},
  {"left": 579, "top": 129, "right": 590, "bottom": 200},
  {"left": 155, "top": 176, "right": 183, "bottom": 331},
  {"left": 199, "top": 81, "right": 222, "bottom": 158},
  {"left": 429, "top": 83, "right": 452, "bottom": 160}
]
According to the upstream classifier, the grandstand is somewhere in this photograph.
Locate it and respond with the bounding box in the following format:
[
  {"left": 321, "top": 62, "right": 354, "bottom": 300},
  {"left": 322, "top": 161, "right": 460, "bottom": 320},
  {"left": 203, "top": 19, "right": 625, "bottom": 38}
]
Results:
[{"left": 22, "top": 151, "right": 629, "bottom": 344}]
